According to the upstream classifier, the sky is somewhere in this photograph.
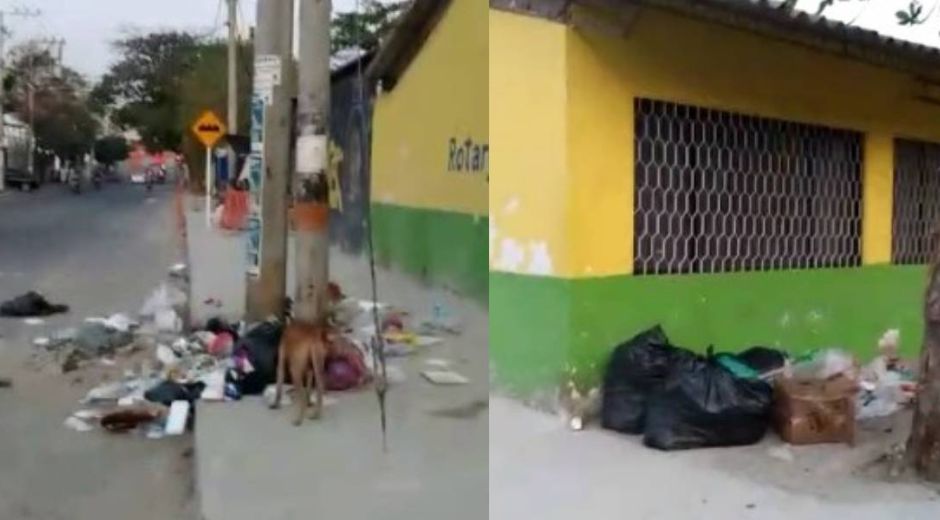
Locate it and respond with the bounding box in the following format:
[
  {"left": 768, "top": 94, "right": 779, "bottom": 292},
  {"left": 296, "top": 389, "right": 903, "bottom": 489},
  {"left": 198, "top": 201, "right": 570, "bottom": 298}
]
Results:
[
  {"left": 5, "top": 0, "right": 940, "bottom": 79},
  {"left": 5, "top": 0, "right": 368, "bottom": 79}
]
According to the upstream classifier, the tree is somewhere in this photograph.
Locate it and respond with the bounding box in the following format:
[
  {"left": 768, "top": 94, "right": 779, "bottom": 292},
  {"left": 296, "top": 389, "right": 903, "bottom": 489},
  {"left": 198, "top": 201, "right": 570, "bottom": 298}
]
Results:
[
  {"left": 176, "top": 40, "right": 253, "bottom": 190},
  {"left": 4, "top": 42, "right": 99, "bottom": 162},
  {"left": 91, "top": 31, "right": 201, "bottom": 151},
  {"left": 93, "top": 135, "right": 130, "bottom": 166},
  {"left": 331, "top": 0, "right": 407, "bottom": 53},
  {"left": 909, "top": 243, "right": 940, "bottom": 481}
]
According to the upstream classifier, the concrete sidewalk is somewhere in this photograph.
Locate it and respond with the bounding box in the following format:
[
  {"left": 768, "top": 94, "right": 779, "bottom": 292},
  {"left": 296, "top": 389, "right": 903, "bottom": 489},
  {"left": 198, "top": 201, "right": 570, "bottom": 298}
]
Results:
[
  {"left": 490, "top": 397, "right": 940, "bottom": 520},
  {"left": 186, "top": 204, "right": 488, "bottom": 520}
]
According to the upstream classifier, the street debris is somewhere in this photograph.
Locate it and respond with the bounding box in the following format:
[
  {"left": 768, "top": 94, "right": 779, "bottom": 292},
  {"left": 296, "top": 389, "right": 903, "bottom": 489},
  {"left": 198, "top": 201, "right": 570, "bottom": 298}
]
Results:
[
  {"left": 600, "top": 325, "right": 921, "bottom": 453},
  {"left": 23, "top": 318, "right": 45, "bottom": 326},
  {"left": 164, "top": 401, "right": 190, "bottom": 435},
  {"left": 1, "top": 291, "right": 69, "bottom": 317},
  {"left": 64, "top": 416, "right": 94, "bottom": 433},
  {"left": 0, "top": 377, "right": 12, "bottom": 388},
  {"left": 421, "top": 369, "right": 470, "bottom": 385},
  {"left": 101, "top": 407, "right": 163, "bottom": 433},
  {"left": 46, "top": 277, "right": 446, "bottom": 439}
]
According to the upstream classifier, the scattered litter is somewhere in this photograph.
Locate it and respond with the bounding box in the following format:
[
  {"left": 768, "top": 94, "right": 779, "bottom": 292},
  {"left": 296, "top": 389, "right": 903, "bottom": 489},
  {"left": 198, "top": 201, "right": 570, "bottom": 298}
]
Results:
[
  {"left": 154, "top": 309, "right": 182, "bottom": 333},
  {"left": 145, "top": 380, "right": 205, "bottom": 406},
  {"left": 33, "top": 337, "right": 50, "bottom": 348},
  {"left": 199, "top": 369, "right": 227, "bottom": 401},
  {"left": 164, "top": 401, "right": 190, "bottom": 435},
  {"left": 140, "top": 283, "right": 186, "bottom": 317},
  {"left": 421, "top": 369, "right": 470, "bottom": 385},
  {"left": 73, "top": 322, "right": 134, "bottom": 357},
  {"left": 1, "top": 291, "right": 69, "bottom": 317},
  {"left": 425, "top": 358, "right": 451, "bottom": 368},
  {"left": 767, "top": 445, "right": 795, "bottom": 462},
  {"left": 101, "top": 407, "right": 161, "bottom": 433},
  {"left": 23, "top": 318, "right": 45, "bottom": 326},
  {"left": 73, "top": 409, "right": 104, "bottom": 421},
  {"left": 145, "top": 423, "right": 166, "bottom": 440},
  {"left": 82, "top": 381, "right": 134, "bottom": 404},
  {"left": 64, "top": 416, "right": 93, "bottom": 432},
  {"left": 0, "top": 377, "right": 12, "bottom": 388},
  {"left": 99, "top": 358, "right": 116, "bottom": 367},
  {"left": 155, "top": 344, "right": 179, "bottom": 368}
]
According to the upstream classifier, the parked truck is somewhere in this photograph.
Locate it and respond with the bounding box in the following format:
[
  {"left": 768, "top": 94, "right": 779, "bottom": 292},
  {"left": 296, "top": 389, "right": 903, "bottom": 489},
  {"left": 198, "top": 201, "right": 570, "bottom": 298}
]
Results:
[{"left": 2, "top": 114, "right": 38, "bottom": 190}]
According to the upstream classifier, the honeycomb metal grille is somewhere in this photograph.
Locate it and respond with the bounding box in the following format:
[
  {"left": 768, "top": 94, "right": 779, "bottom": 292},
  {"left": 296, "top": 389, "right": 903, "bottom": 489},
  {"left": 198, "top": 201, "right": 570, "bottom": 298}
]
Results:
[
  {"left": 892, "top": 139, "right": 940, "bottom": 265},
  {"left": 634, "top": 99, "right": 863, "bottom": 275}
]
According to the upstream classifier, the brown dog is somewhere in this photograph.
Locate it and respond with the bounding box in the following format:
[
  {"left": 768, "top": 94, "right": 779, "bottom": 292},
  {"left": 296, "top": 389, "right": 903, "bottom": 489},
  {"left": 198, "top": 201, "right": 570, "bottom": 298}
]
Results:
[{"left": 270, "top": 321, "right": 329, "bottom": 426}]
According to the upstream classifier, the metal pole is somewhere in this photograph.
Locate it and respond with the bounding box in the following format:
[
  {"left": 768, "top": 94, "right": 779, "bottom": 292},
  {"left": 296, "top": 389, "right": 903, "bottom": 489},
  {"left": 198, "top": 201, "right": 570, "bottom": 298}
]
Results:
[
  {"left": 0, "top": 12, "right": 6, "bottom": 192},
  {"left": 293, "top": 0, "right": 332, "bottom": 323},
  {"left": 205, "top": 146, "right": 212, "bottom": 228},
  {"left": 226, "top": 0, "right": 238, "bottom": 186},
  {"left": 245, "top": 0, "right": 294, "bottom": 320}
]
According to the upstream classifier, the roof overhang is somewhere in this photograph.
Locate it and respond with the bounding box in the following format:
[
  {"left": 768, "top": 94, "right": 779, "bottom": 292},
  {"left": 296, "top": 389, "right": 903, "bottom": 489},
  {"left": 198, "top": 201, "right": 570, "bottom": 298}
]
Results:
[
  {"left": 492, "top": 0, "right": 940, "bottom": 84},
  {"left": 367, "top": 0, "right": 455, "bottom": 91}
]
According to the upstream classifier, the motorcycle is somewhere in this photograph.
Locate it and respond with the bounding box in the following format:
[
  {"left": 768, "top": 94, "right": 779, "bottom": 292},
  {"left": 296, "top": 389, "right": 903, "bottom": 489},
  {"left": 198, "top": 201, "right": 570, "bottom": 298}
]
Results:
[
  {"left": 92, "top": 168, "right": 103, "bottom": 190},
  {"left": 67, "top": 168, "right": 81, "bottom": 194}
]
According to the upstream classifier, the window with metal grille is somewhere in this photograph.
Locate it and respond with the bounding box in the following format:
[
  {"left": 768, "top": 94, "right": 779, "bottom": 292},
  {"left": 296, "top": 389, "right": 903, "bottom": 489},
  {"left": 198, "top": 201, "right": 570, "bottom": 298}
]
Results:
[
  {"left": 634, "top": 99, "right": 863, "bottom": 275},
  {"left": 892, "top": 139, "right": 940, "bottom": 265}
]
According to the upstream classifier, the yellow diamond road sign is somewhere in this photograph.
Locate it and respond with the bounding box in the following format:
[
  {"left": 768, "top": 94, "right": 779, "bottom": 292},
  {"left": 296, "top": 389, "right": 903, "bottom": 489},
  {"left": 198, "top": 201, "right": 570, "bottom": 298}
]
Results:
[{"left": 192, "top": 110, "right": 227, "bottom": 149}]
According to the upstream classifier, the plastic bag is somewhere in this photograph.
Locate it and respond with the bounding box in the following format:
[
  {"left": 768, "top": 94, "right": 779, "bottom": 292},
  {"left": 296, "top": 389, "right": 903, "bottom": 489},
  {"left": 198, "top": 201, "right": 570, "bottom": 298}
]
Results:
[
  {"left": 643, "top": 353, "right": 773, "bottom": 450},
  {"left": 232, "top": 321, "right": 283, "bottom": 395},
  {"left": 140, "top": 283, "right": 186, "bottom": 317},
  {"left": 790, "top": 348, "right": 856, "bottom": 380},
  {"left": 601, "top": 326, "right": 694, "bottom": 434},
  {"left": 735, "top": 346, "right": 787, "bottom": 375}
]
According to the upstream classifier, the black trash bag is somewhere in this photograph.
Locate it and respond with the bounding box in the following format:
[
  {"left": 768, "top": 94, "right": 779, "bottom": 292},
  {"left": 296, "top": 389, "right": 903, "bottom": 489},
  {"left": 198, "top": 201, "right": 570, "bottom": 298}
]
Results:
[
  {"left": 0, "top": 291, "right": 69, "bottom": 317},
  {"left": 233, "top": 321, "right": 283, "bottom": 395},
  {"left": 735, "top": 346, "right": 787, "bottom": 375},
  {"left": 643, "top": 353, "right": 773, "bottom": 451},
  {"left": 601, "top": 325, "right": 695, "bottom": 434},
  {"left": 144, "top": 380, "right": 206, "bottom": 406}
]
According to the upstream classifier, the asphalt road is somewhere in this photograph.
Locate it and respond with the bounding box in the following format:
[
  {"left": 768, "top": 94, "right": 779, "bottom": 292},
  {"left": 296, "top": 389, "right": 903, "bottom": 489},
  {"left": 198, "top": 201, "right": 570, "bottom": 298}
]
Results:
[{"left": 0, "top": 181, "right": 196, "bottom": 520}]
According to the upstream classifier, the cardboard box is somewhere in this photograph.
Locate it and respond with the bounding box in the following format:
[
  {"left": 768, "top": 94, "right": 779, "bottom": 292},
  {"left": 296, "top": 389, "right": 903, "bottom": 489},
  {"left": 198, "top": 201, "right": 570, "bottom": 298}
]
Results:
[{"left": 774, "top": 375, "right": 856, "bottom": 446}]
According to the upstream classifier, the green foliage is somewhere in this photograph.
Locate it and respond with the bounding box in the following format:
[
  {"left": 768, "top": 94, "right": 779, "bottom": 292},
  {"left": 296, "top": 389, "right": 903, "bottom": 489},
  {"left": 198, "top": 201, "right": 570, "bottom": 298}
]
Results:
[
  {"left": 4, "top": 42, "right": 98, "bottom": 161},
  {"left": 93, "top": 135, "right": 130, "bottom": 165},
  {"left": 92, "top": 31, "right": 202, "bottom": 151},
  {"left": 897, "top": 1, "right": 926, "bottom": 25},
  {"left": 177, "top": 40, "right": 253, "bottom": 189},
  {"left": 331, "top": 0, "right": 408, "bottom": 53}
]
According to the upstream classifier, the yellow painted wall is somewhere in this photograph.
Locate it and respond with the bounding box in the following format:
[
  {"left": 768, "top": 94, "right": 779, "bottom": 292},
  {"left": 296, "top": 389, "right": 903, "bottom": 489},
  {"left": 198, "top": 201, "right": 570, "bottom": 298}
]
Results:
[
  {"left": 371, "top": 0, "right": 488, "bottom": 216},
  {"left": 490, "top": 6, "right": 940, "bottom": 277},
  {"left": 489, "top": 9, "right": 572, "bottom": 276}
]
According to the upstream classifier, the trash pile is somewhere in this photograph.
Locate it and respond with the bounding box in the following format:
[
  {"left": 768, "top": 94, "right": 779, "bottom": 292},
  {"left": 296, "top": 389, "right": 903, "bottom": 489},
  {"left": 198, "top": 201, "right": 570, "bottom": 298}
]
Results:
[
  {"left": 1, "top": 291, "right": 69, "bottom": 317},
  {"left": 599, "top": 326, "right": 917, "bottom": 451},
  {"left": 52, "top": 275, "right": 460, "bottom": 438}
]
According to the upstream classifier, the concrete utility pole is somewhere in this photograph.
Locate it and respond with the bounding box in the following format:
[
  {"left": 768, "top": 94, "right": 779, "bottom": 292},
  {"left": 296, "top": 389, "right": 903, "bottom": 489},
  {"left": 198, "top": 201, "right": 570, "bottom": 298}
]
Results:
[
  {"left": 245, "top": 0, "right": 294, "bottom": 320},
  {"left": 226, "top": 0, "right": 238, "bottom": 179},
  {"left": 293, "top": 0, "right": 332, "bottom": 323},
  {"left": 0, "top": 7, "right": 40, "bottom": 192}
]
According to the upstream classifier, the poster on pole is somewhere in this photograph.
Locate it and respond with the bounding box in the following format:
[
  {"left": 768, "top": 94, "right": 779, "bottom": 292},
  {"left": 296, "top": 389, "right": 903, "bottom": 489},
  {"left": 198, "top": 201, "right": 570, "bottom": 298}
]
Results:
[
  {"left": 253, "top": 55, "right": 281, "bottom": 106},
  {"left": 246, "top": 93, "right": 266, "bottom": 277}
]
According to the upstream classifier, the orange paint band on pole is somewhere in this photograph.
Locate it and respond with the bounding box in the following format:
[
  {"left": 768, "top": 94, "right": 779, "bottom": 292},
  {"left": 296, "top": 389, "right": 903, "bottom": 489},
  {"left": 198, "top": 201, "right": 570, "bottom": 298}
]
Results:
[{"left": 292, "top": 201, "right": 329, "bottom": 232}]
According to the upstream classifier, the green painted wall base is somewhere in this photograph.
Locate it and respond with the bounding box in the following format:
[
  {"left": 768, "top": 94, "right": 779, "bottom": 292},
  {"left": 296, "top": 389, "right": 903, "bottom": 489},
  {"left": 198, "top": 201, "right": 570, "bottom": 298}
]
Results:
[
  {"left": 491, "top": 266, "right": 928, "bottom": 396},
  {"left": 371, "top": 203, "right": 488, "bottom": 302}
]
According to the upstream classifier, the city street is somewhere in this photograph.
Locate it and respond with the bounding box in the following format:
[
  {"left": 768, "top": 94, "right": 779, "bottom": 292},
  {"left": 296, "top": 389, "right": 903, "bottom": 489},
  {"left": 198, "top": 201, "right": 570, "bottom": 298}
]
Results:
[{"left": 0, "top": 183, "right": 196, "bottom": 520}]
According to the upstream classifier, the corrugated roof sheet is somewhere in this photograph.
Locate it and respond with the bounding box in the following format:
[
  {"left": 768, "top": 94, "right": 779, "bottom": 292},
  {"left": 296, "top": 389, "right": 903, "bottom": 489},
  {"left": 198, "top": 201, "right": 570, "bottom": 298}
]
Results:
[{"left": 629, "top": 0, "right": 940, "bottom": 76}]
